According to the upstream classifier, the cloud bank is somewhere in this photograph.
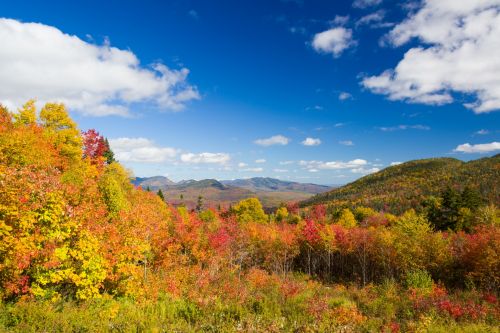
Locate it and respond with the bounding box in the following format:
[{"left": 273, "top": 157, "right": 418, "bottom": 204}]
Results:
[{"left": 0, "top": 18, "right": 199, "bottom": 116}]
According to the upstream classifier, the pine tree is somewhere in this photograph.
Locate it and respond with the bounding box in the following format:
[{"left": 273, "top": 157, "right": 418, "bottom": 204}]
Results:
[
  {"left": 157, "top": 189, "right": 165, "bottom": 201},
  {"left": 103, "top": 138, "right": 115, "bottom": 164},
  {"left": 196, "top": 195, "right": 204, "bottom": 212}
]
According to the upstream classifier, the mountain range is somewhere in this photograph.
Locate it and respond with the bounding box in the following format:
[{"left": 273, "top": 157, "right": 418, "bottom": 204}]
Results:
[{"left": 132, "top": 177, "right": 332, "bottom": 208}]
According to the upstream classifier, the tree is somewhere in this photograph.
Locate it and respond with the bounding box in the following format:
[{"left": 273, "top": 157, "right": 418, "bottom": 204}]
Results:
[
  {"left": 157, "top": 189, "right": 165, "bottom": 201},
  {"left": 337, "top": 208, "right": 357, "bottom": 228},
  {"left": 13, "top": 99, "right": 37, "bottom": 126},
  {"left": 39, "top": 103, "right": 82, "bottom": 162},
  {"left": 196, "top": 195, "right": 204, "bottom": 213},
  {"left": 82, "top": 129, "right": 107, "bottom": 164},
  {"left": 102, "top": 138, "right": 115, "bottom": 164},
  {"left": 275, "top": 206, "right": 289, "bottom": 223},
  {"left": 233, "top": 198, "right": 268, "bottom": 224}
]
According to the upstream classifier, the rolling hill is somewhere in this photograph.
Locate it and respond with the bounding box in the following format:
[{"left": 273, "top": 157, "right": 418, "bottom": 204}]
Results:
[
  {"left": 133, "top": 177, "right": 332, "bottom": 208},
  {"left": 301, "top": 154, "right": 500, "bottom": 214}
]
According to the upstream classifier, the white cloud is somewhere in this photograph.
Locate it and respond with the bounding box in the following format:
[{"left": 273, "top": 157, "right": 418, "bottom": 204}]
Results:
[
  {"left": 181, "top": 152, "right": 230, "bottom": 164},
  {"left": 110, "top": 138, "right": 178, "bottom": 163},
  {"left": 312, "top": 27, "right": 355, "bottom": 57},
  {"left": 331, "top": 15, "right": 350, "bottom": 26},
  {"left": 254, "top": 135, "right": 290, "bottom": 146},
  {"left": 390, "top": 161, "right": 402, "bottom": 166},
  {"left": 338, "top": 92, "right": 353, "bottom": 100},
  {"left": 301, "top": 137, "right": 322, "bottom": 146},
  {"left": 353, "top": 0, "right": 383, "bottom": 9},
  {"left": 273, "top": 169, "right": 289, "bottom": 173},
  {"left": 280, "top": 160, "right": 295, "bottom": 165},
  {"left": 454, "top": 142, "right": 500, "bottom": 153},
  {"left": 377, "top": 124, "right": 430, "bottom": 131},
  {"left": 475, "top": 129, "right": 490, "bottom": 135},
  {"left": 362, "top": 1, "right": 500, "bottom": 113},
  {"left": 0, "top": 18, "right": 199, "bottom": 116},
  {"left": 238, "top": 162, "right": 248, "bottom": 168},
  {"left": 242, "top": 167, "right": 264, "bottom": 172},
  {"left": 300, "top": 159, "right": 368, "bottom": 170},
  {"left": 339, "top": 140, "right": 354, "bottom": 146},
  {"left": 356, "top": 10, "right": 393, "bottom": 28},
  {"left": 351, "top": 167, "right": 380, "bottom": 174},
  {"left": 255, "top": 159, "right": 266, "bottom": 163}
]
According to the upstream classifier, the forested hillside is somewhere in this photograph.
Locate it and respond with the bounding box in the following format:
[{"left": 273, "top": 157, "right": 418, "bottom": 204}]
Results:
[
  {"left": 302, "top": 156, "right": 500, "bottom": 214},
  {"left": 0, "top": 102, "right": 498, "bottom": 332}
]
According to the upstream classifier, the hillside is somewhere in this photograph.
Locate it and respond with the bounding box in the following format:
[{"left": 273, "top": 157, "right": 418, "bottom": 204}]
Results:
[
  {"left": 133, "top": 176, "right": 331, "bottom": 208},
  {"left": 301, "top": 155, "right": 500, "bottom": 214}
]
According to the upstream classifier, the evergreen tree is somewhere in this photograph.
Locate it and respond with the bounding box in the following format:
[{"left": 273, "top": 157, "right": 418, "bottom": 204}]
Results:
[
  {"left": 157, "top": 189, "right": 165, "bottom": 201},
  {"left": 103, "top": 138, "right": 115, "bottom": 164},
  {"left": 196, "top": 195, "right": 204, "bottom": 213}
]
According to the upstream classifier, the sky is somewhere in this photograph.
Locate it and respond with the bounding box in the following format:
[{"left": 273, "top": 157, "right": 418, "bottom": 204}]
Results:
[{"left": 0, "top": 0, "right": 499, "bottom": 185}]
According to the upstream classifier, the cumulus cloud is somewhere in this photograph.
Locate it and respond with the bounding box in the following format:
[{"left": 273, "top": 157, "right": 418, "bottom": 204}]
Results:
[
  {"left": 254, "top": 135, "right": 290, "bottom": 146},
  {"left": 110, "top": 138, "right": 178, "bottom": 163},
  {"left": 300, "top": 158, "right": 368, "bottom": 170},
  {"left": 301, "top": 137, "right": 322, "bottom": 146},
  {"left": 454, "top": 142, "right": 500, "bottom": 153},
  {"left": 312, "top": 27, "right": 355, "bottom": 57},
  {"left": 181, "top": 152, "right": 230, "bottom": 165},
  {"left": 353, "top": 0, "right": 383, "bottom": 9},
  {"left": 362, "top": 1, "right": 500, "bottom": 113},
  {"left": 0, "top": 18, "right": 199, "bottom": 116},
  {"left": 238, "top": 162, "right": 248, "bottom": 168},
  {"left": 255, "top": 159, "right": 266, "bottom": 163},
  {"left": 339, "top": 140, "right": 354, "bottom": 146},
  {"left": 390, "top": 161, "right": 402, "bottom": 166},
  {"left": 377, "top": 124, "right": 430, "bottom": 131}
]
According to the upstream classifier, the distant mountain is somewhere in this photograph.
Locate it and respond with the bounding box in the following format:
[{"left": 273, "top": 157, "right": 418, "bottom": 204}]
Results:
[
  {"left": 221, "top": 177, "right": 331, "bottom": 194},
  {"left": 132, "top": 176, "right": 175, "bottom": 190},
  {"left": 132, "top": 176, "right": 332, "bottom": 208},
  {"left": 301, "top": 154, "right": 500, "bottom": 214}
]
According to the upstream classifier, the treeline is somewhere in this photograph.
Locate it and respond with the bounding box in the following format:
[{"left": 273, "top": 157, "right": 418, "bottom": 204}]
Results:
[{"left": 0, "top": 102, "right": 498, "bottom": 331}]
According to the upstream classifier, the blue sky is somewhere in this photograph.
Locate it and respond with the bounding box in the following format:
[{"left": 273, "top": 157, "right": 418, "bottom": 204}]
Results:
[{"left": 1, "top": 0, "right": 499, "bottom": 184}]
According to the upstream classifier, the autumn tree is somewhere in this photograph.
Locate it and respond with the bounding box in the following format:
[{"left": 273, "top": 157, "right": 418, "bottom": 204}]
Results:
[
  {"left": 232, "top": 198, "right": 268, "bottom": 224},
  {"left": 39, "top": 103, "right": 82, "bottom": 163}
]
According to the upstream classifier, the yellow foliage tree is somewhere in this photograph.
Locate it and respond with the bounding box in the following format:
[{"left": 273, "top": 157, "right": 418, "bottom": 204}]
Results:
[{"left": 233, "top": 198, "right": 268, "bottom": 224}]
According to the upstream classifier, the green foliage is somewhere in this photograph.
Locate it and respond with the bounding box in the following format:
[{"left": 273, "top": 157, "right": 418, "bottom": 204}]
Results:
[
  {"left": 426, "top": 186, "right": 486, "bottom": 231},
  {"left": 405, "top": 269, "right": 434, "bottom": 292},
  {"left": 157, "top": 189, "right": 165, "bottom": 202},
  {"left": 102, "top": 138, "right": 115, "bottom": 164}
]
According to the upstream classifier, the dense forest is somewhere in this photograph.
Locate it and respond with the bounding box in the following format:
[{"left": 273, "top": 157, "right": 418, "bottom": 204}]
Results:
[
  {"left": 0, "top": 102, "right": 499, "bottom": 332},
  {"left": 301, "top": 156, "right": 500, "bottom": 214}
]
